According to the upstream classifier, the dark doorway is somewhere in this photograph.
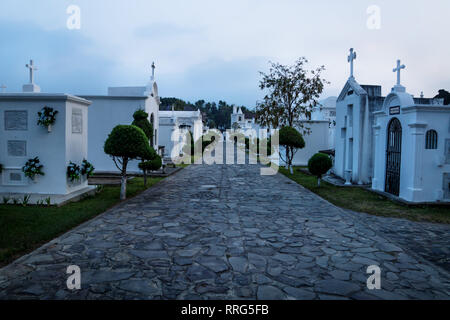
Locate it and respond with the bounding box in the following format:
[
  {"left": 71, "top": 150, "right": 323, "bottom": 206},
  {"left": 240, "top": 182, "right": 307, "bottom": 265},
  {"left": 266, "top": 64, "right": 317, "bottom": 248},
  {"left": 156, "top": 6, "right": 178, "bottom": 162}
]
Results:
[{"left": 385, "top": 117, "right": 402, "bottom": 196}]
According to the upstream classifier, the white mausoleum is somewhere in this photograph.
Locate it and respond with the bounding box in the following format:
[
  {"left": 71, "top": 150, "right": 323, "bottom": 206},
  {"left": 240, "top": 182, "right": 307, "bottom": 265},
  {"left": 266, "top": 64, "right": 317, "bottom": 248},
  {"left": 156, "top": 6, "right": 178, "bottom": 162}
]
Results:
[
  {"left": 335, "top": 49, "right": 450, "bottom": 203},
  {"left": 372, "top": 67, "right": 450, "bottom": 202},
  {"left": 80, "top": 63, "right": 160, "bottom": 174},
  {"left": 0, "top": 60, "right": 94, "bottom": 204},
  {"left": 159, "top": 108, "right": 203, "bottom": 161}
]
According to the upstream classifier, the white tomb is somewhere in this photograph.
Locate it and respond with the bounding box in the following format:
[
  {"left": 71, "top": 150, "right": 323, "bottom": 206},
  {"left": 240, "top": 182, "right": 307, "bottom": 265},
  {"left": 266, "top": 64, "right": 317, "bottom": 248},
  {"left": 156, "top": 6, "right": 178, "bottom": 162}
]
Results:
[
  {"left": 159, "top": 107, "right": 203, "bottom": 161},
  {"left": 81, "top": 63, "right": 160, "bottom": 174},
  {"left": 335, "top": 49, "right": 450, "bottom": 203},
  {"left": 334, "top": 48, "right": 386, "bottom": 185},
  {"left": 371, "top": 61, "right": 450, "bottom": 203},
  {"left": 0, "top": 60, "right": 94, "bottom": 204}
]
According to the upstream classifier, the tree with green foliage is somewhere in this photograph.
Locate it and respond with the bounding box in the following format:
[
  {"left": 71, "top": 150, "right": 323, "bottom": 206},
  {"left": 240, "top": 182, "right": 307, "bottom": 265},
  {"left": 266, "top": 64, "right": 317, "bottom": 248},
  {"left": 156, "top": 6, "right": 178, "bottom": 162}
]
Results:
[
  {"left": 308, "top": 153, "right": 333, "bottom": 186},
  {"left": 434, "top": 89, "right": 450, "bottom": 105},
  {"left": 256, "top": 58, "right": 327, "bottom": 130},
  {"left": 131, "top": 109, "right": 158, "bottom": 184},
  {"left": 104, "top": 125, "right": 154, "bottom": 200},
  {"left": 255, "top": 57, "right": 327, "bottom": 172},
  {"left": 132, "top": 109, "right": 153, "bottom": 142},
  {"left": 139, "top": 155, "right": 162, "bottom": 186},
  {"left": 279, "top": 126, "right": 305, "bottom": 174}
]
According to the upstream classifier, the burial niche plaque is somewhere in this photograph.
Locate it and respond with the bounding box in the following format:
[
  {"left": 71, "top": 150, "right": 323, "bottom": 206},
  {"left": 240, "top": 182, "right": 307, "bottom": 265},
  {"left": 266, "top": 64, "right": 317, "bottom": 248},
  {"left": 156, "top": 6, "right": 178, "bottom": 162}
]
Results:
[
  {"left": 7, "top": 140, "right": 27, "bottom": 157},
  {"left": 5, "top": 111, "right": 28, "bottom": 130},
  {"left": 72, "top": 109, "right": 83, "bottom": 134}
]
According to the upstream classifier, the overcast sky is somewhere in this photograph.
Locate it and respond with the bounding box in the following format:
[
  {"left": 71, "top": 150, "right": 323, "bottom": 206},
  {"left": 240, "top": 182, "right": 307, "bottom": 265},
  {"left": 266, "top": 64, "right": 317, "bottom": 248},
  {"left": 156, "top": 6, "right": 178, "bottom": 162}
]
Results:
[{"left": 0, "top": 0, "right": 449, "bottom": 107}]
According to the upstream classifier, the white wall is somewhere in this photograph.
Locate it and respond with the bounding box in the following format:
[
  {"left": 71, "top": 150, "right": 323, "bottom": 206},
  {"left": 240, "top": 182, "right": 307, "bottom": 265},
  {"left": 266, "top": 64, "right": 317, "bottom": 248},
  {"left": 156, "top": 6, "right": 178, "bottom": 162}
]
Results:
[
  {"left": 85, "top": 96, "right": 153, "bottom": 174},
  {"left": 0, "top": 95, "right": 90, "bottom": 195},
  {"left": 279, "top": 120, "right": 330, "bottom": 166},
  {"left": 158, "top": 111, "right": 203, "bottom": 160}
]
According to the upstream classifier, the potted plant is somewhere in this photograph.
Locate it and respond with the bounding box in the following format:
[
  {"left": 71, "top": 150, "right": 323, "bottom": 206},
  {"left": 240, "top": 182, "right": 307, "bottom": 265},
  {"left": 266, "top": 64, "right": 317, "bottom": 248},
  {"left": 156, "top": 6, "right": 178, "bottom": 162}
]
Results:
[
  {"left": 37, "top": 106, "right": 59, "bottom": 132},
  {"left": 22, "top": 157, "right": 44, "bottom": 181},
  {"left": 81, "top": 159, "right": 95, "bottom": 178},
  {"left": 67, "top": 161, "right": 81, "bottom": 182}
]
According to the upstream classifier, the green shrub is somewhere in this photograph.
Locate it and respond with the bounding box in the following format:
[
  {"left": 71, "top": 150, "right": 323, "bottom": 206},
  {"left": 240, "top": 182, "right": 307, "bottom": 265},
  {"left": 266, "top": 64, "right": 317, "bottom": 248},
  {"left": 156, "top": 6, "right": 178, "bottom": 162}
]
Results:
[
  {"left": 279, "top": 126, "right": 305, "bottom": 149},
  {"left": 139, "top": 155, "right": 162, "bottom": 172},
  {"left": 104, "top": 125, "right": 153, "bottom": 160},
  {"left": 279, "top": 126, "right": 305, "bottom": 173},
  {"left": 104, "top": 125, "right": 154, "bottom": 199},
  {"left": 308, "top": 153, "right": 332, "bottom": 186},
  {"left": 132, "top": 109, "right": 153, "bottom": 142}
]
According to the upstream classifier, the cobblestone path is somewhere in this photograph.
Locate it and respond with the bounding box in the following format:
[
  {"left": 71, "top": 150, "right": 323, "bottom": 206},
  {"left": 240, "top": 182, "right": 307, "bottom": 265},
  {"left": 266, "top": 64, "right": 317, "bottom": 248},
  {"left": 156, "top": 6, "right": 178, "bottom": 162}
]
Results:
[{"left": 0, "top": 162, "right": 449, "bottom": 299}]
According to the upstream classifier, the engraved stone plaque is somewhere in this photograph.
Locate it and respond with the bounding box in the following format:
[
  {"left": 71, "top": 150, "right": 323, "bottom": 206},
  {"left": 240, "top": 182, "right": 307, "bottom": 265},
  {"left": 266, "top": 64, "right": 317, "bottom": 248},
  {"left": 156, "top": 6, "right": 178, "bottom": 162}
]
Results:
[
  {"left": 10, "top": 172, "right": 22, "bottom": 182},
  {"left": 5, "top": 111, "right": 28, "bottom": 130},
  {"left": 72, "top": 109, "right": 83, "bottom": 134},
  {"left": 7, "top": 140, "right": 27, "bottom": 157}
]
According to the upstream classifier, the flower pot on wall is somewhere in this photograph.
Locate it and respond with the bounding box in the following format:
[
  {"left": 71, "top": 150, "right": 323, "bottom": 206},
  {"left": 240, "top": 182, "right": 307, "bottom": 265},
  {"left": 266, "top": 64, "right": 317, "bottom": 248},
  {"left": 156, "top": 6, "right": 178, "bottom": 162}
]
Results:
[
  {"left": 29, "top": 175, "right": 39, "bottom": 184},
  {"left": 47, "top": 124, "right": 52, "bottom": 133}
]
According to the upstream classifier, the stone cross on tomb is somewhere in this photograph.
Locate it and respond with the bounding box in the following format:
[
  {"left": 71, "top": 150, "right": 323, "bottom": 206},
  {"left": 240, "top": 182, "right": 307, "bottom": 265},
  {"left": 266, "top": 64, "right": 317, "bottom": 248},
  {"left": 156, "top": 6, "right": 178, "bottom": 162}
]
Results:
[
  {"left": 151, "top": 62, "right": 156, "bottom": 81},
  {"left": 348, "top": 48, "right": 357, "bottom": 79},
  {"left": 0, "top": 84, "right": 6, "bottom": 93},
  {"left": 393, "top": 59, "right": 406, "bottom": 86},
  {"left": 25, "top": 60, "right": 38, "bottom": 84}
]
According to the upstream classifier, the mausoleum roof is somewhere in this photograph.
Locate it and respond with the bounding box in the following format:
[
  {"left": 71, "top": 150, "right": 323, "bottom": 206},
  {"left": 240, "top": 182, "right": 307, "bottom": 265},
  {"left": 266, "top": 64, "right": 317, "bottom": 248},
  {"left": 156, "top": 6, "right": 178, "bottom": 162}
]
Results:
[
  {"left": 159, "top": 110, "right": 201, "bottom": 119},
  {"left": 0, "top": 93, "right": 91, "bottom": 105},
  {"left": 337, "top": 78, "right": 370, "bottom": 102}
]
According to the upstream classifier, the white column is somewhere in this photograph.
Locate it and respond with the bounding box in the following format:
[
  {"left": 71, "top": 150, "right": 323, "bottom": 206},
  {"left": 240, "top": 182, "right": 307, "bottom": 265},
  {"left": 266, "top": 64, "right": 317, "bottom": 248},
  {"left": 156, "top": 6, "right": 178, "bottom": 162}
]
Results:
[
  {"left": 371, "top": 124, "right": 381, "bottom": 190},
  {"left": 406, "top": 123, "right": 427, "bottom": 201}
]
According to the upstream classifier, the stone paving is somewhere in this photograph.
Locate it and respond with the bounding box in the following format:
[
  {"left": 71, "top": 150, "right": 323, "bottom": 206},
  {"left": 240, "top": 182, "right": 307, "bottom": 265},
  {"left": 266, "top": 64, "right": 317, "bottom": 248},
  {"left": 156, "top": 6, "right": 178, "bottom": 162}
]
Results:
[{"left": 0, "top": 160, "right": 449, "bottom": 300}]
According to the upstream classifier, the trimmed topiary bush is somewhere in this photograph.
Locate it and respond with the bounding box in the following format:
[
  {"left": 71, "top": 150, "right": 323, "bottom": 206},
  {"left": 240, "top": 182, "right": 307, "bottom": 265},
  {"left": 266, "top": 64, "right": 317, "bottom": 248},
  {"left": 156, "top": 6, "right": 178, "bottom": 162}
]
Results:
[
  {"left": 279, "top": 126, "right": 305, "bottom": 174},
  {"left": 132, "top": 109, "right": 153, "bottom": 143},
  {"left": 139, "top": 154, "right": 161, "bottom": 186},
  {"left": 308, "top": 153, "right": 332, "bottom": 186},
  {"left": 104, "top": 125, "right": 154, "bottom": 200},
  {"left": 139, "top": 155, "right": 162, "bottom": 172}
]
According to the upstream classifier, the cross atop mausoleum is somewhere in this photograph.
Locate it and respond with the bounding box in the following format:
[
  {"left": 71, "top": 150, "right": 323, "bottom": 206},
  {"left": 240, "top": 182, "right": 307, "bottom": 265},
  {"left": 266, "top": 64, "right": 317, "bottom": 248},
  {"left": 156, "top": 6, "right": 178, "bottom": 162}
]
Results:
[
  {"left": 348, "top": 48, "right": 357, "bottom": 79},
  {"left": 26, "top": 60, "right": 38, "bottom": 84},
  {"left": 393, "top": 59, "right": 406, "bottom": 86},
  {"left": 151, "top": 62, "right": 156, "bottom": 81}
]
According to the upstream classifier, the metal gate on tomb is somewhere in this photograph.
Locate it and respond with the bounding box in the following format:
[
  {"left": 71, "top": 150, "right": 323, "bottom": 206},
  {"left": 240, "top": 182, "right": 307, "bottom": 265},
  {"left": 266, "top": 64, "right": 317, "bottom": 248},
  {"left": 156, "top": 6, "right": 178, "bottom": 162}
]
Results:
[{"left": 385, "top": 117, "right": 402, "bottom": 196}]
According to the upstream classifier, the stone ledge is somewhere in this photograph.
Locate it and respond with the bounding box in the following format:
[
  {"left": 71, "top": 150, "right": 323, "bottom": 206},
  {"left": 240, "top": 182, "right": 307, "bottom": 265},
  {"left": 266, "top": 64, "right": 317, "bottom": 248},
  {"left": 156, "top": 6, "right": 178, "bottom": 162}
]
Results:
[{"left": 0, "top": 186, "right": 97, "bottom": 207}]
